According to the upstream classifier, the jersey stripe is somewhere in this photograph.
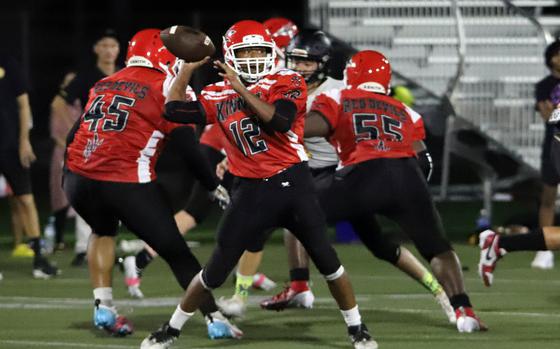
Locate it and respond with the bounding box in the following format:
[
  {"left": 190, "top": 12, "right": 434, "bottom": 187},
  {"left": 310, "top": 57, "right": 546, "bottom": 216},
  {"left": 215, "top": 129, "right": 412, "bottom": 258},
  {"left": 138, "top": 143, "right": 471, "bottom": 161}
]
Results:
[{"left": 137, "top": 130, "right": 164, "bottom": 183}]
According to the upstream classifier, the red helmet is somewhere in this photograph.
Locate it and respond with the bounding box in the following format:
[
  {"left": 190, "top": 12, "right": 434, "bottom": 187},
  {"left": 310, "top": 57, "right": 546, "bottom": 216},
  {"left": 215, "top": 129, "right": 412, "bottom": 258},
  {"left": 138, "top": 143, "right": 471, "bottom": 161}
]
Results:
[
  {"left": 126, "top": 29, "right": 177, "bottom": 73},
  {"left": 223, "top": 20, "right": 276, "bottom": 83},
  {"left": 344, "top": 50, "right": 391, "bottom": 95},
  {"left": 263, "top": 17, "right": 299, "bottom": 57}
]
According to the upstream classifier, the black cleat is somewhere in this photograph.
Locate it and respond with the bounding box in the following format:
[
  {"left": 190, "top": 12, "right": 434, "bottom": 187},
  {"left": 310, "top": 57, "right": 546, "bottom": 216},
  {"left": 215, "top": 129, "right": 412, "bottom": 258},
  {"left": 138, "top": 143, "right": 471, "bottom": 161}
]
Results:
[
  {"left": 348, "top": 324, "right": 378, "bottom": 349},
  {"left": 141, "top": 322, "right": 180, "bottom": 349},
  {"left": 33, "top": 257, "right": 61, "bottom": 279}
]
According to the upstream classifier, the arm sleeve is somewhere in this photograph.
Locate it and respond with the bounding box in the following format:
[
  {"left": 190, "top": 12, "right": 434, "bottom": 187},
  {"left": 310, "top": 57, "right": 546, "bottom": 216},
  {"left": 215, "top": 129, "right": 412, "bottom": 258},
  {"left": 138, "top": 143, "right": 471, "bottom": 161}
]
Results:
[
  {"left": 310, "top": 91, "right": 341, "bottom": 131},
  {"left": 164, "top": 100, "right": 207, "bottom": 124},
  {"left": 266, "top": 99, "right": 298, "bottom": 133},
  {"left": 167, "top": 126, "right": 219, "bottom": 191}
]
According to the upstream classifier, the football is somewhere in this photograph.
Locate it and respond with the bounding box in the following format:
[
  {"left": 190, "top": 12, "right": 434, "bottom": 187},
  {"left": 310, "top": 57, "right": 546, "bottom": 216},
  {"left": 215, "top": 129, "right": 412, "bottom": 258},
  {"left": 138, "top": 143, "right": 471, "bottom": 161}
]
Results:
[{"left": 160, "top": 25, "right": 216, "bottom": 62}]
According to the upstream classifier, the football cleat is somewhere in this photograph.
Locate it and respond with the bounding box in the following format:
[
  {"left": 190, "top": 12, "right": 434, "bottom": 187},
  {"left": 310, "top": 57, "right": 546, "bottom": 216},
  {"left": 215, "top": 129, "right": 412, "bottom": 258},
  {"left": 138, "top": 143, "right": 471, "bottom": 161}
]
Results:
[
  {"left": 12, "top": 243, "right": 34, "bottom": 258},
  {"left": 260, "top": 285, "right": 314, "bottom": 311},
  {"left": 455, "top": 306, "right": 488, "bottom": 333},
  {"left": 531, "top": 251, "right": 554, "bottom": 270},
  {"left": 206, "top": 312, "right": 244, "bottom": 339},
  {"left": 478, "top": 229, "right": 506, "bottom": 287},
  {"left": 216, "top": 296, "right": 247, "bottom": 318},
  {"left": 348, "top": 324, "right": 378, "bottom": 349},
  {"left": 123, "top": 256, "right": 144, "bottom": 298},
  {"left": 434, "top": 290, "right": 456, "bottom": 324},
  {"left": 94, "top": 302, "right": 117, "bottom": 330},
  {"left": 141, "top": 322, "right": 180, "bottom": 349},
  {"left": 32, "top": 257, "right": 61, "bottom": 279},
  {"left": 252, "top": 272, "right": 277, "bottom": 291},
  {"left": 70, "top": 252, "right": 87, "bottom": 267},
  {"left": 93, "top": 301, "right": 133, "bottom": 336}
]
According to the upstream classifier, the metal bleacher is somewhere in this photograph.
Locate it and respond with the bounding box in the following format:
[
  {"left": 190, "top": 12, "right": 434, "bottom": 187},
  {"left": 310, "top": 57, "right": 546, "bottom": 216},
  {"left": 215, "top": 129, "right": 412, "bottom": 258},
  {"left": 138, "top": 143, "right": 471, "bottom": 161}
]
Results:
[{"left": 309, "top": 0, "right": 560, "bottom": 217}]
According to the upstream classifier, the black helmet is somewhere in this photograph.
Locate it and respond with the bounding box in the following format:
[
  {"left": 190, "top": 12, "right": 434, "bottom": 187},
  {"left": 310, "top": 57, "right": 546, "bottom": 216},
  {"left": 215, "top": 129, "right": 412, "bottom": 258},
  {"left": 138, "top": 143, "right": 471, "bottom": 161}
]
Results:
[{"left": 286, "top": 29, "right": 331, "bottom": 84}]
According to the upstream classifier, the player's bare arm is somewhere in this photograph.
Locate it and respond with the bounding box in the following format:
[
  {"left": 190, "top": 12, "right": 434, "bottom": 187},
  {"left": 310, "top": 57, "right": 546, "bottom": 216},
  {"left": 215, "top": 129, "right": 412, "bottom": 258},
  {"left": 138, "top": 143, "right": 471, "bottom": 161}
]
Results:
[
  {"left": 16, "top": 93, "right": 36, "bottom": 168},
  {"left": 537, "top": 100, "right": 554, "bottom": 121},
  {"left": 304, "top": 110, "right": 331, "bottom": 138},
  {"left": 163, "top": 57, "right": 210, "bottom": 125},
  {"left": 166, "top": 57, "right": 210, "bottom": 104},
  {"left": 214, "top": 59, "right": 275, "bottom": 123}
]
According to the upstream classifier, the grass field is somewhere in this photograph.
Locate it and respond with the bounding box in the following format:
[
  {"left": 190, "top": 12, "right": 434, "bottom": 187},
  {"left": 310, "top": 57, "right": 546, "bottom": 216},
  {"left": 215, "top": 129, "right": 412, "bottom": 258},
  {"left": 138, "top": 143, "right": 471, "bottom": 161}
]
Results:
[{"left": 1, "top": 231, "right": 560, "bottom": 349}]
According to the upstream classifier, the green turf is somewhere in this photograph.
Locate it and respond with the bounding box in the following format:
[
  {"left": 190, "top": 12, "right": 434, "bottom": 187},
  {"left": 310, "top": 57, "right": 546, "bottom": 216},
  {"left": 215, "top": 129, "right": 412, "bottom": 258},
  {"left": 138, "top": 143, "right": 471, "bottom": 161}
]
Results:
[{"left": 1, "top": 236, "right": 560, "bottom": 349}]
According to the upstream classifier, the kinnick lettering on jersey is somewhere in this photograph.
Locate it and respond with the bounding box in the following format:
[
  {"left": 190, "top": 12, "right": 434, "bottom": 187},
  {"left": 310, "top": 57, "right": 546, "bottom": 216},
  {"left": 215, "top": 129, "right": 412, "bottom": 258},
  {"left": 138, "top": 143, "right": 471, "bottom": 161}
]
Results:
[{"left": 216, "top": 92, "right": 262, "bottom": 121}]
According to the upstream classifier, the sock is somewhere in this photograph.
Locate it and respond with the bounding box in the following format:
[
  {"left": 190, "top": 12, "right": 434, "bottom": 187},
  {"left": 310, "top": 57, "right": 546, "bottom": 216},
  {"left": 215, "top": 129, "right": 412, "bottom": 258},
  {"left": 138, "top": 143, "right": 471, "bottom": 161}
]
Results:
[
  {"left": 93, "top": 287, "right": 113, "bottom": 307},
  {"left": 449, "top": 293, "right": 472, "bottom": 310},
  {"left": 234, "top": 272, "right": 253, "bottom": 301},
  {"left": 29, "top": 238, "right": 42, "bottom": 263},
  {"left": 135, "top": 248, "right": 154, "bottom": 270},
  {"left": 289, "top": 268, "right": 310, "bottom": 282},
  {"left": 290, "top": 280, "right": 310, "bottom": 293},
  {"left": 169, "top": 304, "right": 194, "bottom": 330},
  {"left": 500, "top": 228, "right": 546, "bottom": 252},
  {"left": 54, "top": 206, "right": 69, "bottom": 244},
  {"left": 340, "top": 305, "right": 362, "bottom": 327},
  {"left": 420, "top": 272, "right": 444, "bottom": 296}
]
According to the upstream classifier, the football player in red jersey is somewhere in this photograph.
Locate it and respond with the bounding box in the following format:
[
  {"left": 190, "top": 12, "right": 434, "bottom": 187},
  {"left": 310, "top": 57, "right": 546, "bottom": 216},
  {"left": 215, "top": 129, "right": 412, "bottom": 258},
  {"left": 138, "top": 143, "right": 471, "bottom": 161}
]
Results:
[
  {"left": 305, "top": 50, "right": 487, "bottom": 333},
  {"left": 63, "top": 29, "right": 242, "bottom": 339},
  {"left": 141, "top": 20, "right": 378, "bottom": 349},
  {"left": 263, "top": 17, "right": 299, "bottom": 66}
]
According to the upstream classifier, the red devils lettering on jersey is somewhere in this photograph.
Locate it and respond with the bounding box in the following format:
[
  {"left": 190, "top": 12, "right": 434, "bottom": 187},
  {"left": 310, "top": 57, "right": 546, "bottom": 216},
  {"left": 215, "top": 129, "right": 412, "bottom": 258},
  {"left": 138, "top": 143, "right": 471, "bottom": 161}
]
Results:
[
  {"left": 311, "top": 87, "right": 425, "bottom": 167},
  {"left": 66, "top": 66, "right": 183, "bottom": 183}
]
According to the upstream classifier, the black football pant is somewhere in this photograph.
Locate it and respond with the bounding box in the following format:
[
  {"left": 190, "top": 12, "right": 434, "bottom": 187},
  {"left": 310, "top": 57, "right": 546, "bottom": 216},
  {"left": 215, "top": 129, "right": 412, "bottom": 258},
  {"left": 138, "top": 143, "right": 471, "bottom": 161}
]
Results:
[
  {"left": 201, "top": 162, "right": 342, "bottom": 289},
  {"left": 63, "top": 170, "right": 216, "bottom": 313},
  {"left": 320, "top": 157, "right": 451, "bottom": 262}
]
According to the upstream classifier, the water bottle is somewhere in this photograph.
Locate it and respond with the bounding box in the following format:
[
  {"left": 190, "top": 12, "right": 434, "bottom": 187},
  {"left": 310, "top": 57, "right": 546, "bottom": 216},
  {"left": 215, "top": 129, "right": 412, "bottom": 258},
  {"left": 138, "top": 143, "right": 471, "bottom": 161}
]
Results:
[
  {"left": 476, "top": 209, "right": 491, "bottom": 232},
  {"left": 42, "top": 216, "right": 55, "bottom": 255},
  {"left": 469, "top": 209, "right": 491, "bottom": 246}
]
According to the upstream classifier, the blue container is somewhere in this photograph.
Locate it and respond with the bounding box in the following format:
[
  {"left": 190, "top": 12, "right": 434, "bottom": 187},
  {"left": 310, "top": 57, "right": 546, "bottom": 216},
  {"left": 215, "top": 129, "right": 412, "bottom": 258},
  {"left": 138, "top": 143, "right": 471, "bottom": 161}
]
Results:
[{"left": 335, "top": 221, "right": 360, "bottom": 243}]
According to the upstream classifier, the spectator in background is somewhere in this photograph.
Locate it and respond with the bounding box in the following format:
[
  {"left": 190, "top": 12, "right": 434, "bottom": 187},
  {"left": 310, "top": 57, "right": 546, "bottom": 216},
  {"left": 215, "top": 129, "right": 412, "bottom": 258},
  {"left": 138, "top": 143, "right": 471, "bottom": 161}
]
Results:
[
  {"left": 49, "top": 29, "right": 120, "bottom": 266},
  {"left": 0, "top": 53, "right": 60, "bottom": 279},
  {"left": 532, "top": 40, "right": 560, "bottom": 270}
]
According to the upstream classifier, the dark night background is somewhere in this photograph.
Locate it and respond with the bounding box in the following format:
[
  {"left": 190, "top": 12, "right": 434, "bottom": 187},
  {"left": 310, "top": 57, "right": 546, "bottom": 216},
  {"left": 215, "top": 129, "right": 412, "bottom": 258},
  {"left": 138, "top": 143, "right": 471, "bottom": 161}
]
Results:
[{"left": 0, "top": 0, "right": 309, "bottom": 197}]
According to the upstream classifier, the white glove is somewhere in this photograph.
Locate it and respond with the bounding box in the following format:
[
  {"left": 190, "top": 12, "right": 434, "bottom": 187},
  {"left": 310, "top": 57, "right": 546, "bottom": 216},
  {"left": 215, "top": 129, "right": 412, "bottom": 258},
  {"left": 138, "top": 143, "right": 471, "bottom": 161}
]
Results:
[{"left": 211, "top": 184, "right": 230, "bottom": 210}]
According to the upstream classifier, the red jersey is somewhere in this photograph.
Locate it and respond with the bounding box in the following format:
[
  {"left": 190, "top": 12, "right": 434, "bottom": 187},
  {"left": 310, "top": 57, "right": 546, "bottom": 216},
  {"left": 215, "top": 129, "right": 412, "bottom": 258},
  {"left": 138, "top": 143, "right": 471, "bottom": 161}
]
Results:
[
  {"left": 66, "top": 66, "right": 183, "bottom": 183},
  {"left": 200, "top": 124, "right": 225, "bottom": 152},
  {"left": 311, "top": 88, "right": 425, "bottom": 167},
  {"left": 198, "top": 69, "right": 308, "bottom": 178}
]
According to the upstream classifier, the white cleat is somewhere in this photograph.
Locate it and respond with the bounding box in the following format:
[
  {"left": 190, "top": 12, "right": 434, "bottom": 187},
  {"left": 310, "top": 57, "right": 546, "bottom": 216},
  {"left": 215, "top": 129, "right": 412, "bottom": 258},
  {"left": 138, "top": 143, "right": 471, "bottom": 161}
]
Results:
[
  {"left": 478, "top": 229, "right": 506, "bottom": 287},
  {"left": 531, "top": 251, "right": 554, "bottom": 270},
  {"left": 435, "top": 290, "right": 456, "bottom": 324},
  {"left": 123, "top": 256, "right": 144, "bottom": 298},
  {"left": 349, "top": 324, "right": 378, "bottom": 349},
  {"left": 455, "top": 306, "right": 488, "bottom": 333},
  {"left": 252, "top": 272, "right": 277, "bottom": 291},
  {"left": 141, "top": 322, "right": 179, "bottom": 349},
  {"left": 216, "top": 295, "right": 247, "bottom": 318}
]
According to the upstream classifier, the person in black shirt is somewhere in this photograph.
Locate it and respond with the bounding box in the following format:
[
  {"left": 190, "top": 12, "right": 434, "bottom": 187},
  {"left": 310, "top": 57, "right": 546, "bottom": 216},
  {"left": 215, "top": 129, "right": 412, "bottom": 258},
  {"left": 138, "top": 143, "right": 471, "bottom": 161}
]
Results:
[
  {"left": 531, "top": 40, "right": 560, "bottom": 270},
  {"left": 0, "top": 54, "right": 60, "bottom": 279},
  {"left": 49, "top": 29, "right": 120, "bottom": 266}
]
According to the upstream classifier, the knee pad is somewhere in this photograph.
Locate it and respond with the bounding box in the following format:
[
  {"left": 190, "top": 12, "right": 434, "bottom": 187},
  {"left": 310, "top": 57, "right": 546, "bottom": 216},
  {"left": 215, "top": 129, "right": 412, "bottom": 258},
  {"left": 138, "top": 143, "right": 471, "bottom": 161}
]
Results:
[
  {"left": 371, "top": 242, "right": 401, "bottom": 265},
  {"left": 417, "top": 238, "right": 452, "bottom": 262}
]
